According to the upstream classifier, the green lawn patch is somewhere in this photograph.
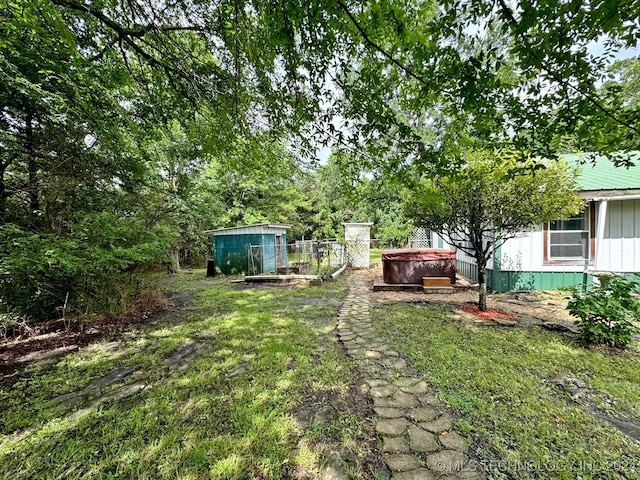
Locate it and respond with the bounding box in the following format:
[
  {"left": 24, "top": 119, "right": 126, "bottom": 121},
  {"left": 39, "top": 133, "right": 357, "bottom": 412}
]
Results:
[
  {"left": 372, "top": 303, "right": 640, "bottom": 480},
  {"left": 369, "top": 249, "right": 382, "bottom": 266},
  {"left": 0, "top": 272, "right": 377, "bottom": 479}
]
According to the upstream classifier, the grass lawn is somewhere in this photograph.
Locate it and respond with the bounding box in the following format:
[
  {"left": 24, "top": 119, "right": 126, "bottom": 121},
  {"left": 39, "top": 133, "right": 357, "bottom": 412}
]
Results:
[
  {"left": 0, "top": 272, "right": 377, "bottom": 479},
  {"left": 372, "top": 303, "right": 640, "bottom": 480},
  {"left": 369, "top": 249, "right": 382, "bottom": 266}
]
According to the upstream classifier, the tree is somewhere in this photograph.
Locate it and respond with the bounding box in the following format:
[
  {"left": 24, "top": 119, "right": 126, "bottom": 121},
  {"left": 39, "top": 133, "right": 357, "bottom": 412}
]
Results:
[
  {"left": 404, "top": 152, "right": 583, "bottom": 311},
  {"left": 276, "top": 0, "right": 640, "bottom": 175}
]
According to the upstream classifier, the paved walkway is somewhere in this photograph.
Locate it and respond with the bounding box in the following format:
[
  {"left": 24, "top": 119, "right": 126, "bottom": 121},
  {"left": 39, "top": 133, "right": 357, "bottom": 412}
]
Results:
[{"left": 336, "top": 272, "right": 484, "bottom": 480}]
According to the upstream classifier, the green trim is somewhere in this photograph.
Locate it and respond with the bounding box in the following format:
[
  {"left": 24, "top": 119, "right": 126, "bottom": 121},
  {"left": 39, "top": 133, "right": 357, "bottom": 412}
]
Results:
[
  {"left": 438, "top": 235, "right": 443, "bottom": 248},
  {"left": 491, "top": 271, "right": 594, "bottom": 292}
]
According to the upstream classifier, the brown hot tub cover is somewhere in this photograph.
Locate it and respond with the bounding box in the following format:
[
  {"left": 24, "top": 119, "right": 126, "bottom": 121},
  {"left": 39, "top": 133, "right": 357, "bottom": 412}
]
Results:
[
  {"left": 382, "top": 248, "right": 456, "bottom": 284},
  {"left": 381, "top": 248, "right": 456, "bottom": 261}
]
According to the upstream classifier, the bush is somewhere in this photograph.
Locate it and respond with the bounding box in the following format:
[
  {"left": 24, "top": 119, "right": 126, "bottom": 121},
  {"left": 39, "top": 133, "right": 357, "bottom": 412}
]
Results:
[
  {"left": 567, "top": 274, "right": 640, "bottom": 348},
  {"left": 0, "top": 214, "right": 175, "bottom": 322}
]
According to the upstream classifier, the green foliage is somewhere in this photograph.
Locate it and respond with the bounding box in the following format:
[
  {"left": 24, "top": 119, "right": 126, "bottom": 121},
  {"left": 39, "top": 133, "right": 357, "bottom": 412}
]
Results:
[
  {"left": 0, "top": 216, "right": 173, "bottom": 320},
  {"left": 567, "top": 275, "right": 640, "bottom": 349},
  {"left": 309, "top": 153, "right": 412, "bottom": 246}
]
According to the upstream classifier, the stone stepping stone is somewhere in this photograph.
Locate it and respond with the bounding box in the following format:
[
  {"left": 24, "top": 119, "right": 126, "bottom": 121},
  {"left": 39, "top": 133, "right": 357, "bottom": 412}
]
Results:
[
  {"left": 374, "top": 407, "right": 405, "bottom": 418},
  {"left": 421, "top": 415, "right": 453, "bottom": 433},
  {"left": 408, "top": 406, "right": 440, "bottom": 422},
  {"left": 417, "top": 393, "right": 442, "bottom": 406},
  {"left": 394, "top": 391, "right": 418, "bottom": 408},
  {"left": 385, "top": 454, "right": 422, "bottom": 472},
  {"left": 365, "top": 350, "right": 384, "bottom": 359},
  {"left": 227, "top": 363, "right": 250, "bottom": 378},
  {"left": 380, "top": 356, "right": 400, "bottom": 367},
  {"left": 54, "top": 366, "right": 138, "bottom": 407},
  {"left": 439, "top": 432, "right": 469, "bottom": 452},
  {"left": 392, "top": 468, "right": 437, "bottom": 480},
  {"left": 455, "top": 467, "right": 486, "bottom": 479},
  {"left": 69, "top": 382, "right": 146, "bottom": 422},
  {"left": 366, "top": 379, "right": 390, "bottom": 388},
  {"left": 381, "top": 435, "right": 410, "bottom": 453},
  {"left": 425, "top": 450, "right": 469, "bottom": 475},
  {"left": 376, "top": 418, "right": 410, "bottom": 435},
  {"left": 165, "top": 341, "right": 202, "bottom": 371},
  {"left": 400, "top": 381, "right": 430, "bottom": 395},
  {"left": 373, "top": 397, "right": 396, "bottom": 407},
  {"left": 390, "top": 358, "right": 408, "bottom": 370},
  {"left": 408, "top": 425, "right": 440, "bottom": 453},
  {"left": 394, "top": 377, "right": 421, "bottom": 388},
  {"left": 371, "top": 385, "right": 395, "bottom": 398}
]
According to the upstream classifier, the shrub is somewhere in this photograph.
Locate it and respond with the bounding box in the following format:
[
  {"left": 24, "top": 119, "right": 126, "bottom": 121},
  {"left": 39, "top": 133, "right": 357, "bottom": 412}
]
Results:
[
  {"left": 567, "top": 274, "right": 640, "bottom": 348},
  {"left": 0, "top": 214, "right": 175, "bottom": 322}
]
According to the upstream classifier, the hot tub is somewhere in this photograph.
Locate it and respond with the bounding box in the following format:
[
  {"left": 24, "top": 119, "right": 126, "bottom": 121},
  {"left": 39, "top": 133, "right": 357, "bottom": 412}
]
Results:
[{"left": 382, "top": 248, "right": 456, "bottom": 284}]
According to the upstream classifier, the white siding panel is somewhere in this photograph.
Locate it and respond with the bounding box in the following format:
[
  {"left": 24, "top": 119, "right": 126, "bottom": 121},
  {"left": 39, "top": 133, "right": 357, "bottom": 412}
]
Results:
[
  {"left": 635, "top": 199, "right": 640, "bottom": 270},
  {"left": 621, "top": 200, "right": 635, "bottom": 269},
  {"left": 605, "top": 201, "right": 623, "bottom": 271},
  {"left": 599, "top": 199, "right": 640, "bottom": 272},
  {"left": 501, "top": 225, "right": 543, "bottom": 272}
]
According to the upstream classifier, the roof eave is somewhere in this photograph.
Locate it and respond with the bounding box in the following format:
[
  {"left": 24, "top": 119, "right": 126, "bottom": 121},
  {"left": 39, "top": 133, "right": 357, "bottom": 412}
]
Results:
[
  {"left": 579, "top": 188, "right": 640, "bottom": 200},
  {"left": 204, "top": 223, "right": 292, "bottom": 235}
]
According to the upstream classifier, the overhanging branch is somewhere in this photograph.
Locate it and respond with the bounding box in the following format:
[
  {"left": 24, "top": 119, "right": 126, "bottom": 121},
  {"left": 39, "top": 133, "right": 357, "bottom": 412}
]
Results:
[{"left": 496, "top": 0, "right": 640, "bottom": 136}]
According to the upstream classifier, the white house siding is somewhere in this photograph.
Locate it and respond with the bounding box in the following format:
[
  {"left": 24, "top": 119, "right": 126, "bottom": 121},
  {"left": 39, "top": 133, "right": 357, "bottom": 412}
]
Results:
[
  {"left": 598, "top": 199, "right": 640, "bottom": 272},
  {"left": 498, "top": 199, "right": 640, "bottom": 274}
]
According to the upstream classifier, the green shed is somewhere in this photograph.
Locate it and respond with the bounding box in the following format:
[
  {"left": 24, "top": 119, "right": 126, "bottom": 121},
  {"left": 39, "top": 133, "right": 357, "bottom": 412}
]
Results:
[{"left": 206, "top": 223, "right": 290, "bottom": 275}]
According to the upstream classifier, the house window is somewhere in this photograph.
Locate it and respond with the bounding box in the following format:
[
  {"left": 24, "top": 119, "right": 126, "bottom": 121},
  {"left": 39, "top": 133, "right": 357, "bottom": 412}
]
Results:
[{"left": 548, "top": 211, "right": 589, "bottom": 260}]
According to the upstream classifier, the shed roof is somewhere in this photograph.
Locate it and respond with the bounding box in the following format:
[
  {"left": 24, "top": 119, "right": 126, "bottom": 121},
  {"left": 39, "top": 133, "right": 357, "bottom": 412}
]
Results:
[
  {"left": 563, "top": 151, "right": 640, "bottom": 192},
  {"left": 205, "top": 223, "right": 291, "bottom": 236}
]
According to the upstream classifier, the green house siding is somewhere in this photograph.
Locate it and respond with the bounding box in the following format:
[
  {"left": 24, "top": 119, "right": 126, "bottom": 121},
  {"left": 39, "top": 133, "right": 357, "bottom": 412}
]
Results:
[
  {"left": 457, "top": 258, "right": 593, "bottom": 292},
  {"left": 491, "top": 271, "right": 593, "bottom": 292},
  {"left": 456, "top": 259, "right": 479, "bottom": 282}
]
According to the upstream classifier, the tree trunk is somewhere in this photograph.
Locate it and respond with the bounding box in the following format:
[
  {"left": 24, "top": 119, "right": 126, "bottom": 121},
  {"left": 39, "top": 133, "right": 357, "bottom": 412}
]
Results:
[
  {"left": 0, "top": 164, "right": 7, "bottom": 223},
  {"left": 25, "top": 112, "right": 40, "bottom": 218},
  {"left": 167, "top": 246, "right": 181, "bottom": 273},
  {"left": 478, "top": 262, "right": 488, "bottom": 311}
]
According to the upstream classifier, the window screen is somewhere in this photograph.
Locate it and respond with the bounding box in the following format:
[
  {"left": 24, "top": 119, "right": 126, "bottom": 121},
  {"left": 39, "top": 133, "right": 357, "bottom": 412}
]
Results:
[{"left": 548, "top": 212, "right": 588, "bottom": 260}]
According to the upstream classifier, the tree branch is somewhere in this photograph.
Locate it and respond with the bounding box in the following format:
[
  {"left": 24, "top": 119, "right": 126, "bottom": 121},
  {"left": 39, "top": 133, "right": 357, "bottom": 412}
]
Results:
[
  {"left": 51, "top": 0, "right": 205, "bottom": 38},
  {"left": 333, "top": 0, "right": 429, "bottom": 86},
  {"left": 496, "top": 0, "right": 640, "bottom": 136}
]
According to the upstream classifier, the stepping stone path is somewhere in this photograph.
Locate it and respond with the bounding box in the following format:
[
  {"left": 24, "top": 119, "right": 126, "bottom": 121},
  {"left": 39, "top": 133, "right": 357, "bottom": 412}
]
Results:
[{"left": 336, "top": 272, "right": 485, "bottom": 479}]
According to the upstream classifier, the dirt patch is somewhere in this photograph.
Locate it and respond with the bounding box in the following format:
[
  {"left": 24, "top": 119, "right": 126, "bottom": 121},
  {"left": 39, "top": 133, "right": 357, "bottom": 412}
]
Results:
[
  {"left": 0, "top": 291, "right": 185, "bottom": 387},
  {"left": 366, "top": 264, "right": 577, "bottom": 327},
  {"left": 460, "top": 305, "right": 516, "bottom": 321}
]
